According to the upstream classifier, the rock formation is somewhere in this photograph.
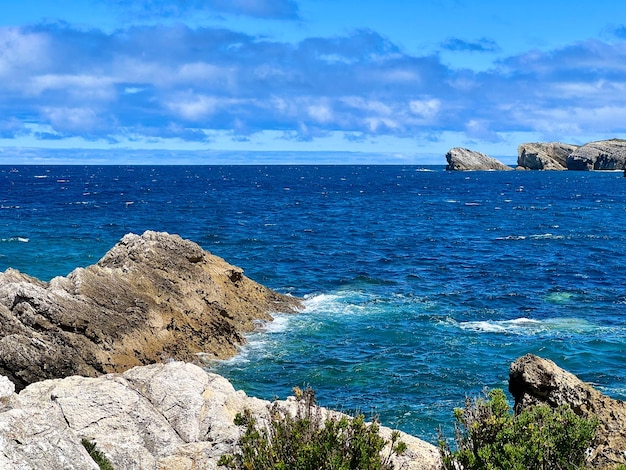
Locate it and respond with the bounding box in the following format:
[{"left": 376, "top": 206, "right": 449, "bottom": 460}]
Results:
[
  {"left": 567, "top": 139, "right": 626, "bottom": 170},
  {"left": 509, "top": 354, "right": 626, "bottom": 468},
  {"left": 0, "top": 361, "right": 441, "bottom": 470},
  {"left": 445, "top": 147, "right": 513, "bottom": 171},
  {"left": 0, "top": 231, "right": 302, "bottom": 391},
  {"left": 517, "top": 142, "right": 579, "bottom": 170}
]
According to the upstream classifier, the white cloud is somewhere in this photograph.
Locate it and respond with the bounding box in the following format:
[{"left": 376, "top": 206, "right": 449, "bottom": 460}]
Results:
[
  {"left": 307, "top": 103, "right": 333, "bottom": 123},
  {"left": 40, "top": 107, "right": 103, "bottom": 133},
  {"left": 409, "top": 98, "right": 440, "bottom": 120},
  {"left": 166, "top": 94, "right": 221, "bottom": 120},
  {"left": 29, "top": 74, "right": 116, "bottom": 101}
]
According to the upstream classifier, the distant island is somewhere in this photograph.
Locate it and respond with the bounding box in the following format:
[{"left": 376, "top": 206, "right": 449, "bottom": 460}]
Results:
[{"left": 446, "top": 139, "right": 626, "bottom": 171}]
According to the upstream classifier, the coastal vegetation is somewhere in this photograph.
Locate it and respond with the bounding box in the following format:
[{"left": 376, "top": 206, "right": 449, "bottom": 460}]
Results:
[
  {"left": 218, "top": 387, "right": 407, "bottom": 470},
  {"left": 438, "top": 388, "right": 598, "bottom": 470},
  {"left": 81, "top": 439, "right": 115, "bottom": 470}
]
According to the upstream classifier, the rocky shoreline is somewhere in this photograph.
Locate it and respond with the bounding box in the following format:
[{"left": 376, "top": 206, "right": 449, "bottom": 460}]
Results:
[
  {"left": 446, "top": 138, "right": 626, "bottom": 171},
  {"left": 0, "top": 231, "right": 301, "bottom": 391},
  {"left": 1, "top": 232, "right": 625, "bottom": 468}
]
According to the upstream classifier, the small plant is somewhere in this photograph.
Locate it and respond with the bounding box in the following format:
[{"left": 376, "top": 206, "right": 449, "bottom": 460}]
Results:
[
  {"left": 218, "top": 386, "right": 406, "bottom": 470},
  {"left": 438, "top": 388, "right": 598, "bottom": 470},
  {"left": 81, "top": 438, "right": 115, "bottom": 470}
]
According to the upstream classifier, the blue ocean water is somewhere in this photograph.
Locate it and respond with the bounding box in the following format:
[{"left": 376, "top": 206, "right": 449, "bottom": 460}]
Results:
[{"left": 1, "top": 164, "right": 625, "bottom": 442}]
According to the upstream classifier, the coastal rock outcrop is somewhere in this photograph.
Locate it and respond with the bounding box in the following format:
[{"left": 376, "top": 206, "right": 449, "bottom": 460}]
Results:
[
  {"left": 567, "top": 139, "right": 626, "bottom": 170},
  {"left": 517, "top": 142, "right": 579, "bottom": 170},
  {"left": 0, "top": 361, "right": 441, "bottom": 469},
  {"left": 445, "top": 147, "right": 512, "bottom": 171},
  {"left": 509, "top": 354, "right": 626, "bottom": 468},
  {"left": 0, "top": 231, "right": 302, "bottom": 391}
]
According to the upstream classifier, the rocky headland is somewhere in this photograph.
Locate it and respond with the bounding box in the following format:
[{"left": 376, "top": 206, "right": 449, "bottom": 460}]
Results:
[
  {"left": 446, "top": 138, "right": 626, "bottom": 171},
  {"left": 0, "top": 231, "right": 302, "bottom": 391},
  {"left": 445, "top": 147, "right": 513, "bottom": 171}
]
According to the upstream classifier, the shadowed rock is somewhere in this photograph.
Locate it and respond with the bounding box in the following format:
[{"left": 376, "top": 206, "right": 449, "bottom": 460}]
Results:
[
  {"left": 567, "top": 139, "right": 626, "bottom": 170},
  {"left": 517, "top": 142, "right": 578, "bottom": 170},
  {"left": 0, "top": 231, "right": 302, "bottom": 390},
  {"left": 445, "top": 147, "right": 512, "bottom": 171},
  {"left": 0, "top": 362, "right": 441, "bottom": 469},
  {"left": 510, "top": 354, "right": 626, "bottom": 468}
]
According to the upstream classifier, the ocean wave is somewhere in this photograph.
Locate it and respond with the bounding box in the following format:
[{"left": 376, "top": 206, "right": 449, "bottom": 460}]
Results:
[
  {"left": 496, "top": 233, "right": 564, "bottom": 241},
  {"left": 255, "top": 314, "right": 291, "bottom": 334},
  {"left": 1, "top": 236, "right": 29, "bottom": 243},
  {"left": 455, "top": 317, "right": 605, "bottom": 336},
  {"left": 495, "top": 235, "right": 526, "bottom": 241},
  {"left": 303, "top": 292, "right": 369, "bottom": 315},
  {"left": 530, "top": 233, "right": 564, "bottom": 240}
]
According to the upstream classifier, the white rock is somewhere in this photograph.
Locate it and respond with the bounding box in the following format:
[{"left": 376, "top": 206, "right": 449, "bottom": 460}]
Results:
[{"left": 0, "top": 362, "right": 441, "bottom": 469}]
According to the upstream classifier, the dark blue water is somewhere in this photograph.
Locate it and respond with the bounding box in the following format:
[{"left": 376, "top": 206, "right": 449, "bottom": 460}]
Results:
[{"left": 1, "top": 164, "right": 625, "bottom": 442}]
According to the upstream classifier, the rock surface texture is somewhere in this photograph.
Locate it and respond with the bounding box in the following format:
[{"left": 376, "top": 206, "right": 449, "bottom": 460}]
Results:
[
  {"left": 509, "top": 354, "right": 626, "bottom": 468},
  {"left": 517, "top": 142, "right": 579, "bottom": 170},
  {"left": 567, "top": 139, "right": 626, "bottom": 170},
  {"left": 0, "top": 362, "right": 441, "bottom": 470},
  {"left": 0, "top": 231, "right": 302, "bottom": 391},
  {"left": 445, "top": 147, "right": 512, "bottom": 171}
]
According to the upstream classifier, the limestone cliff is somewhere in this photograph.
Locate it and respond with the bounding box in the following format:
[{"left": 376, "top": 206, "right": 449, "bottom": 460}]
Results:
[
  {"left": 517, "top": 142, "right": 578, "bottom": 170},
  {"left": 0, "top": 231, "right": 302, "bottom": 391},
  {"left": 0, "top": 362, "right": 441, "bottom": 470},
  {"left": 445, "top": 147, "right": 513, "bottom": 171},
  {"left": 567, "top": 139, "right": 626, "bottom": 170},
  {"left": 510, "top": 354, "right": 626, "bottom": 468}
]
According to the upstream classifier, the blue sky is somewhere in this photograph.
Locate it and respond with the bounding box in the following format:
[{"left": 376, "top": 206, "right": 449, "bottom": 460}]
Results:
[{"left": 1, "top": 0, "right": 626, "bottom": 164}]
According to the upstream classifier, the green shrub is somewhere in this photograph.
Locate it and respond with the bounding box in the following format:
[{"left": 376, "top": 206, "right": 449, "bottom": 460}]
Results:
[
  {"left": 218, "top": 387, "right": 406, "bottom": 470},
  {"left": 81, "top": 438, "right": 115, "bottom": 470},
  {"left": 438, "top": 388, "right": 598, "bottom": 470}
]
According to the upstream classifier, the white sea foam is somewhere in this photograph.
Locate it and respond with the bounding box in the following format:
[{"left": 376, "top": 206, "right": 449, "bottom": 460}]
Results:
[
  {"left": 256, "top": 314, "right": 290, "bottom": 334},
  {"left": 530, "top": 233, "right": 564, "bottom": 240},
  {"left": 304, "top": 290, "right": 375, "bottom": 312},
  {"left": 1, "top": 237, "right": 29, "bottom": 243},
  {"left": 495, "top": 235, "right": 526, "bottom": 241},
  {"left": 457, "top": 317, "right": 602, "bottom": 336}
]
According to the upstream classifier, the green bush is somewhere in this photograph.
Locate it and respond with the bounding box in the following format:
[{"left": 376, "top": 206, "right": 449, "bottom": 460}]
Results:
[
  {"left": 218, "top": 387, "right": 406, "bottom": 470},
  {"left": 438, "top": 388, "right": 598, "bottom": 470},
  {"left": 81, "top": 438, "right": 115, "bottom": 470}
]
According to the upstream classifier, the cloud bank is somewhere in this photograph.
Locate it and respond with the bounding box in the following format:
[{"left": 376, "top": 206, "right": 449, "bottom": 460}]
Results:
[{"left": 1, "top": 21, "right": 626, "bottom": 148}]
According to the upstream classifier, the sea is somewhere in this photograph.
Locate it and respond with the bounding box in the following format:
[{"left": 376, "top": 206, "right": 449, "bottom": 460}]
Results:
[{"left": 1, "top": 164, "right": 625, "bottom": 443}]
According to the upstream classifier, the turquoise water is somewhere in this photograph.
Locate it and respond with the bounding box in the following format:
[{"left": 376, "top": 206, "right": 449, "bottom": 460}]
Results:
[{"left": 1, "top": 165, "right": 625, "bottom": 442}]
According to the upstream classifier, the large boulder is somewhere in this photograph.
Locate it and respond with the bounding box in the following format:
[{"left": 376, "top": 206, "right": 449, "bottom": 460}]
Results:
[
  {"left": 517, "top": 142, "right": 578, "bottom": 170},
  {"left": 0, "top": 231, "right": 302, "bottom": 391},
  {"left": 567, "top": 139, "right": 626, "bottom": 170},
  {"left": 445, "top": 147, "right": 512, "bottom": 171},
  {"left": 0, "top": 362, "right": 441, "bottom": 470},
  {"left": 509, "top": 354, "right": 626, "bottom": 468}
]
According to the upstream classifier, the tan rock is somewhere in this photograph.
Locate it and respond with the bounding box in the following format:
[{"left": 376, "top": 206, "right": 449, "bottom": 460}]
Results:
[
  {"left": 0, "top": 231, "right": 302, "bottom": 390},
  {"left": 510, "top": 354, "right": 626, "bottom": 468},
  {"left": 517, "top": 142, "right": 578, "bottom": 170}
]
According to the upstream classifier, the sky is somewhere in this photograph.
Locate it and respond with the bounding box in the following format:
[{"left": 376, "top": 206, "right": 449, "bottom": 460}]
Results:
[{"left": 1, "top": 0, "right": 626, "bottom": 164}]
